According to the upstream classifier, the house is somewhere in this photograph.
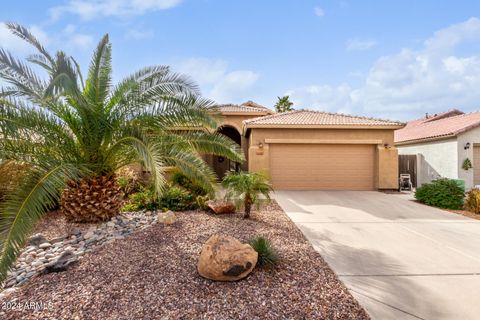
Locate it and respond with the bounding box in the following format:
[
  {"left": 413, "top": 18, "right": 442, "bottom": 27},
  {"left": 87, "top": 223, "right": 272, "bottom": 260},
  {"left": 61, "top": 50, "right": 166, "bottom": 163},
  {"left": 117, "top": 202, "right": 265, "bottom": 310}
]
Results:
[
  {"left": 395, "top": 110, "right": 480, "bottom": 189},
  {"left": 208, "top": 101, "right": 404, "bottom": 190}
]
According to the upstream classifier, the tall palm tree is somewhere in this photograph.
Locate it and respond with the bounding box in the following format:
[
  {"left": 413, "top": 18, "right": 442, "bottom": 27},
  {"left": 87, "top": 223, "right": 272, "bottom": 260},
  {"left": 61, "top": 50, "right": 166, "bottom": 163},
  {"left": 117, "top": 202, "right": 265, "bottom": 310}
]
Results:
[
  {"left": 0, "top": 23, "right": 244, "bottom": 283},
  {"left": 222, "top": 171, "right": 272, "bottom": 218},
  {"left": 274, "top": 95, "right": 294, "bottom": 113}
]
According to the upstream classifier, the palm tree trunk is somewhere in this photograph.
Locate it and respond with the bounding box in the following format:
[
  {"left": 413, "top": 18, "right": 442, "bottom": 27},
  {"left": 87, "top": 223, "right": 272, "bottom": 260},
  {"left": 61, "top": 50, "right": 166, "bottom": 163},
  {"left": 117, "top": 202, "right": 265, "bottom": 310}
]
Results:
[{"left": 244, "top": 193, "right": 252, "bottom": 219}]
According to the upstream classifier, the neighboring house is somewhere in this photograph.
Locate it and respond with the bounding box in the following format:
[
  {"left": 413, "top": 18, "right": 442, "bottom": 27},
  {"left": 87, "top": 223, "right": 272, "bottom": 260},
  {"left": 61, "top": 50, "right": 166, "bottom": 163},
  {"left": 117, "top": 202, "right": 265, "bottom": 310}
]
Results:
[
  {"left": 395, "top": 110, "right": 480, "bottom": 189},
  {"left": 210, "top": 101, "right": 404, "bottom": 190}
]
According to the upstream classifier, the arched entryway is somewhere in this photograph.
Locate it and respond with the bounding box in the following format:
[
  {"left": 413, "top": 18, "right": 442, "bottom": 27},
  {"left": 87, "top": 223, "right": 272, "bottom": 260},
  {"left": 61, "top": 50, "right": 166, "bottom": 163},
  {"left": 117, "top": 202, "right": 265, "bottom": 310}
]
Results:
[{"left": 212, "top": 125, "right": 242, "bottom": 179}]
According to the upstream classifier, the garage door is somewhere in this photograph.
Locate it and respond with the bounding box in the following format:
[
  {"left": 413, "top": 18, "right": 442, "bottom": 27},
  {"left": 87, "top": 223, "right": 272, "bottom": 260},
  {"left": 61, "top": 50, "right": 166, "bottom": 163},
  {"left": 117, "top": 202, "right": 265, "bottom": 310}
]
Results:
[{"left": 269, "top": 144, "right": 375, "bottom": 190}]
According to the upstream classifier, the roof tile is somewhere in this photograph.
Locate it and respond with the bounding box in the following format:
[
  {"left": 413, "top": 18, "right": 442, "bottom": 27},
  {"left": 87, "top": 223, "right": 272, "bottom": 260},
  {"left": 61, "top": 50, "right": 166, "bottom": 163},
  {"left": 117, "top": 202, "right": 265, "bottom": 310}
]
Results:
[
  {"left": 214, "top": 101, "right": 272, "bottom": 114},
  {"left": 244, "top": 109, "right": 403, "bottom": 126},
  {"left": 395, "top": 110, "right": 480, "bottom": 143}
]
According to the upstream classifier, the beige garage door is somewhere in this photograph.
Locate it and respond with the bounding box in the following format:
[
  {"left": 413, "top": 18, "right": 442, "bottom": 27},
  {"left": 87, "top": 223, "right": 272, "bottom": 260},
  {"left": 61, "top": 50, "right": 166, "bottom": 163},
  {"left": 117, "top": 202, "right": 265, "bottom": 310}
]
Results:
[{"left": 269, "top": 144, "right": 375, "bottom": 190}]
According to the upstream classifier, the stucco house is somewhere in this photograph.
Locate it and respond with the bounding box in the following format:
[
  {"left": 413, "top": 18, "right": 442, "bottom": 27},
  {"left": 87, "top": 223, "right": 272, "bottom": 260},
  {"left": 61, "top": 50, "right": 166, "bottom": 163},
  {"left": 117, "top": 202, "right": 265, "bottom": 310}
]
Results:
[
  {"left": 207, "top": 101, "right": 404, "bottom": 190},
  {"left": 395, "top": 110, "right": 480, "bottom": 189}
]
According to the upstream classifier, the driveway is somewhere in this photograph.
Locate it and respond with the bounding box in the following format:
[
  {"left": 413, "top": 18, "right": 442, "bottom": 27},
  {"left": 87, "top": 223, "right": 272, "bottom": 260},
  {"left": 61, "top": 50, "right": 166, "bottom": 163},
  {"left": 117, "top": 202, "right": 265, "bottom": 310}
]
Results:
[{"left": 274, "top": 191, "right": 480, "bottom": 320}]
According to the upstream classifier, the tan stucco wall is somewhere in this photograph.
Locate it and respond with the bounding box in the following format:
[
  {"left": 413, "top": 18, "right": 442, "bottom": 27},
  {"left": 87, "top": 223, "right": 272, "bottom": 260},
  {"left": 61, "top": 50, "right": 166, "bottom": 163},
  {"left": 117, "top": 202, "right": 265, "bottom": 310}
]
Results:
[
  {"left": 247, "top": 128, "right": 399, "bottom": 190},
  {"left": 218, "top": 114, "right": 264, "bottom": 133},
  {"left": 212, "top": 113, "right": 269, "bottom": 172}
]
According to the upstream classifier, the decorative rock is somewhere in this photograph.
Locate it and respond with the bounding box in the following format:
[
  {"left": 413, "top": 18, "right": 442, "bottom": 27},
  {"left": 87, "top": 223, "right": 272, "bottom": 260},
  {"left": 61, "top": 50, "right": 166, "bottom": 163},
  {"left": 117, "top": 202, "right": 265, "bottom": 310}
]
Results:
[
  {"left": 197, "top": 234, "right": 258, "bottom": 281},
  {"left": 44, "top": 251, "right": 78, "bottom": 274},
  {"left": 50, "top": 236, "right": 66, "bottom": 244},
  {"left": 206, "top": 200, "right": 236, "bottom": 215},
  {"left": 38, "top": 242, "right": 51, "bottom": 249},
  {"left": 157, "top": 211, "right": 176, "bottom": 225},
  {"left": 83, "top": 231, "right": 95, "bottom": 239},
  {"left": 2, "top": 210, "right": 159, "bottom": 291},
  {"left": 27, "top": 234, "right": 48, "bottom": 247}
]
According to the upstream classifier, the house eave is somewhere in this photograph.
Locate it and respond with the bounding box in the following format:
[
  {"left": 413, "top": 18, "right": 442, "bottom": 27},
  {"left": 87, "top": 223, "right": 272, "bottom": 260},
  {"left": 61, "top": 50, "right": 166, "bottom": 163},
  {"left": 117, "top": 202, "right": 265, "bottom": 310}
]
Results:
[
  {"left": 395, "top": 134, "right": 457, "bottom": 146},
  {"left": 244, "top": 124, "right": 405, "bottom": 130}
]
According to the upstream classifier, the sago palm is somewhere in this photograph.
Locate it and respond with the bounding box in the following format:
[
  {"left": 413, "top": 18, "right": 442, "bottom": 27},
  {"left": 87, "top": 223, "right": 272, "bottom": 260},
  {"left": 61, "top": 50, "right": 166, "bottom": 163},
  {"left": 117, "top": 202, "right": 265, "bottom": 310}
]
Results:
[
  {"left": 0, "top": 23, "right": 244, "bottom": 283},
  {"left": 222, "top": 171, "right": 272, "bottom": 218}
]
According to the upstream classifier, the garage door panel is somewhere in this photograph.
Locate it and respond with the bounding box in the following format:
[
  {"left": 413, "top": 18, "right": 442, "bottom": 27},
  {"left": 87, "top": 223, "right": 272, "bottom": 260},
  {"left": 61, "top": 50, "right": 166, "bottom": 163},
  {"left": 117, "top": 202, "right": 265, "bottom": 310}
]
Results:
[{"left": 269, "top": 144, "right": 375, "bottom": 190}]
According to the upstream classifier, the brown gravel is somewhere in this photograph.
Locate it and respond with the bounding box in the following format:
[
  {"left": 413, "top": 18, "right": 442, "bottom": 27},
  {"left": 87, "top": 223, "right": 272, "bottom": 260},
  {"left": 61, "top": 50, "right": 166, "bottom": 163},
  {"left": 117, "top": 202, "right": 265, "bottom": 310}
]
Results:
[
  {"left": 32, "top": 210, "right": 96, "bottom": 239},
  {"left": 0, "top": 201, "right": 368, "bottom": 320}
]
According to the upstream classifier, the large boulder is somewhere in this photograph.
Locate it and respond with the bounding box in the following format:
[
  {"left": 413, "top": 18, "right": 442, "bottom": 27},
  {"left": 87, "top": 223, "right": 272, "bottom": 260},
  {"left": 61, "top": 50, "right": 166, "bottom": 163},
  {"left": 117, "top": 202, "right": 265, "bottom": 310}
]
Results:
[
  {"left": 206, "top": 200, "right": 236, "bottom": 214},
  {"left": 198, "top": 234, "right": 258, "bottom": 281}
]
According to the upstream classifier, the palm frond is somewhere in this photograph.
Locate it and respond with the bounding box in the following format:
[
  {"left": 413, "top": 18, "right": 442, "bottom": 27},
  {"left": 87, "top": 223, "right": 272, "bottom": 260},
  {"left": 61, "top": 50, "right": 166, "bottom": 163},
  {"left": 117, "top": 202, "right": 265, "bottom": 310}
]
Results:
[
  {"left": 85, "top": 34, "right": 112, "bottom": 107},
  {"left": 179, "top": 131, "right": 244, "bottom": 163},
  {"left": 5, "top": 22, "right": 54, "bottom": 66},
  {"left": 159, "top": 146, "right": 217, "bottom": 196},
  {"left": 0, "top": 163, "right": 84, "bottom": 284}
]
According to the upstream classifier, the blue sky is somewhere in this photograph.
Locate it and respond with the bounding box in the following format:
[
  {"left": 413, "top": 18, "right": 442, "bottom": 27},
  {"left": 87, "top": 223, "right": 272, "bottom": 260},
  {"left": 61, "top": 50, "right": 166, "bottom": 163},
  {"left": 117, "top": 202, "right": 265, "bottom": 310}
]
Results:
[{"left": 2, "top": 0, "right": 480, "bottom": 120}]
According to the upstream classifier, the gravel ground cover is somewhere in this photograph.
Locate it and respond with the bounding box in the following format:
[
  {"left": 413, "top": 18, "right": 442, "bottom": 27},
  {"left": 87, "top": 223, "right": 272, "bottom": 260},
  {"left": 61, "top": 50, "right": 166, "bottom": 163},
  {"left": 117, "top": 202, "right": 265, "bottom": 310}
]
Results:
[{"left": 0, "top": 202, "right": 368, "bottom": 319}]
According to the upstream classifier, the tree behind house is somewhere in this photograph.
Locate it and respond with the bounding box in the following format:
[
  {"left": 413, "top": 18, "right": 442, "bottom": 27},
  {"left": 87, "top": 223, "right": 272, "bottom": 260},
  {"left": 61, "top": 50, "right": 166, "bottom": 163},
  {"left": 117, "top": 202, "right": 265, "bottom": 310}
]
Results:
[{"left": 274, "top": 95, "right": 294, "bottom": 113}]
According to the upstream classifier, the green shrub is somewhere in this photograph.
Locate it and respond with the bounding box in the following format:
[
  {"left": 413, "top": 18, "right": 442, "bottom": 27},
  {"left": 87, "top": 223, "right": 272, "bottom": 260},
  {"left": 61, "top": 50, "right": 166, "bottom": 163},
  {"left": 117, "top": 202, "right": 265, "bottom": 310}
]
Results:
[
  {"left": 415, "top": 178, "right": 465, "bottom": 209},
  {"left": 195, "top": 195, "right": 210, "bottom": 210},
  {"left": 248, "top": 236, "right": 279, "bottom": 267},
  {"left": 170, "top": 171, "right": 208, "bottom": 196},
  {"left": 121, "top": 186, "right": 158, "bottom": 212},
  {"left": 122, "top": 184, "right": 199, "bottom": 212},
  {"left": 159, "top": 185, "right": 198, "bottom": 211},
  {"left": 465, "top": 188, "right": 480, "bottom": 214},
  {"left": 116, "top": 166, "right": 142, "bottom": 196}
]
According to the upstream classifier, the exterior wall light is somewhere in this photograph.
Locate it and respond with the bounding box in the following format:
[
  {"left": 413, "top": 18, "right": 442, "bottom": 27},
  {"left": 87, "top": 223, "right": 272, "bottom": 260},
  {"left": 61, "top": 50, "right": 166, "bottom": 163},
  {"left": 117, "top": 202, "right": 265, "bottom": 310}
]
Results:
[{"left": 465, "top": 142, "right": 471, "bottom": 150}]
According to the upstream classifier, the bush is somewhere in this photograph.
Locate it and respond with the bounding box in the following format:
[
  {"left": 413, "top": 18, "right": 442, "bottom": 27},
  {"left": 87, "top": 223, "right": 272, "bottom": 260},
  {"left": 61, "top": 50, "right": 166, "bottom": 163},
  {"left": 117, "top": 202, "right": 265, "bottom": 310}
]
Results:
[
  {"left": 159, "top": 185, "right": 198, "bottom": 211},
  {"left": 121, "top": 184, "right": 199, "bottom": 212},
  {"left": 195, "top": 195, "right": 210, "bottom": 210},
  {"left": 121, "top": 186, "right": 158, "bottom": 212},
  {"left": 415, "top": 178, "right": 465, "bottom": 209},
  {"left": 465, "top": 188, "right": 480, "bottom": 214},
  {"left": 116, "top": 166, "right": 142, "bottom": 196},
  {"left": 248, "top": 236, "right": 279, "bottom": 267},
  {"left": 170, "top": 171, "right": 208, "bottom": 196}
]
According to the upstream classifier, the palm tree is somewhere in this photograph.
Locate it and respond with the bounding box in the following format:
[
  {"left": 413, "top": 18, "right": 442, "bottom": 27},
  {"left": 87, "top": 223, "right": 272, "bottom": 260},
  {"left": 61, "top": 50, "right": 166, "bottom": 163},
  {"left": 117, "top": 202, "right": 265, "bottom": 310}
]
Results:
[
  {"left": 222, "top": 171, "right": 272, "bottom": 218},
  {"left": 274, "top": 95, "right": 294, "bottom": 113},
  {"left": 0, "top": 23, "right": 244, "bottom": 282}
]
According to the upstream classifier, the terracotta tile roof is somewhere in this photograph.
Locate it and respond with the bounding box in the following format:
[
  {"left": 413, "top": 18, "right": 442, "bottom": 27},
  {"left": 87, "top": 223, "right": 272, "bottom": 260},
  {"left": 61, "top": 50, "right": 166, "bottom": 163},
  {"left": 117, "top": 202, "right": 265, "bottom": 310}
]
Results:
[
  {"left": 395, "top": 110, "right": 480, "bottom": 144},
  {"left": 244, "top": 109, "right": 403, "bottom": 127},
  {"left": 214, "top": 101, "right": 273, "bottom": 114}
]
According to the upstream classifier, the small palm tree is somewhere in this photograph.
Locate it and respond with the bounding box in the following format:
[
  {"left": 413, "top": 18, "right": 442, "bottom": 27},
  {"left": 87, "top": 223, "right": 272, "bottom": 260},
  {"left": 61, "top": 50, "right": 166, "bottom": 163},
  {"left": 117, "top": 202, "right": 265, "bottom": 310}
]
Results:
[
  {"left": 274, "top": 95, "right": 294, "bottom": 113},
  {"left": 222, "top": 171, "right": 272, "bottom": 218},
  {"left": 0, "top": 23, "right": 244, "bottom": 282}
]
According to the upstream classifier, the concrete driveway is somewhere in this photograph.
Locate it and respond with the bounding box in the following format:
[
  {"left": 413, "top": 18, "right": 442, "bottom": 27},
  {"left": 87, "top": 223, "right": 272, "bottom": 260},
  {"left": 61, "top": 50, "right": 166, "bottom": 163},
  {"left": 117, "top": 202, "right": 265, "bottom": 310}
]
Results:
[{"left": 274, "top": 191, "right": 480, "bottom": 320}]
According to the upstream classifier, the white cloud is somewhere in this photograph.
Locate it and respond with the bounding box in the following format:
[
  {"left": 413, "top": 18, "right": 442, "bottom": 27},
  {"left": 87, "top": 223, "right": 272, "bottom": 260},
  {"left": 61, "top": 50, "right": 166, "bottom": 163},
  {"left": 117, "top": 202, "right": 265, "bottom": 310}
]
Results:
[
  {"left": 62, "top": 24, "right": 94, "bottom": 49},
  {"left": 314, "top": 6, "right": 325, "bottom": 17},
  {"left": 50, "top": 0, "right": 182, "bottom": 21},
  {"left": 346, "top": 38, "right": 377, "bottom": 51},
  {"left": 286, "top": 84, "right": 356, "bottom": 115},
  {"left": 174, "top": 58, "right": 259, "bottom": 103},
  {"left": 125, "top": 29, "right": 154, "bottom": 40},
  {"left": 286, "top": 17, "right": 480, "bottom": 121},
  {"left": 210, "top": 70, "right": 259, "bottom": 103}
]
